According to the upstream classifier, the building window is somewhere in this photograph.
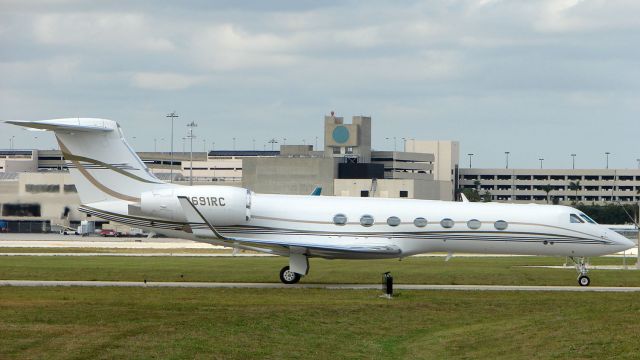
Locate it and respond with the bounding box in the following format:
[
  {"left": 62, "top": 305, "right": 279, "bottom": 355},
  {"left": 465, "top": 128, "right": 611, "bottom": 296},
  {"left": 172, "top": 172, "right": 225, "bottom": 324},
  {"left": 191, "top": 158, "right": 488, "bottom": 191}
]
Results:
[
  {"left": 494, "top": 220, "right": 508, "bottom": 230},
  {"left": 387, "top": 216, "right": 401, "bottom": 227},
  {"left": 360, "top": 215, "right": 374, "bottom": 227},
  {"left": 399, "top": 191, "right": 408, "bottom": 198},
  {"left": 414, "top": 217, "right": 428, "bottom": 228},
  {"left": 440, "top": 218, "right": 455, "bottom": 229},
  {"left": 2, "top": 203, "right": 41, "bottom": 217},
  {"left": 467, "top": 219, "right": 481, "bottom": 230},
  {"left": 333, "top": 214, "right": 347, "bottom": 226},
  {"left": 25, "top": 184, "right": 60, "bottom": 193},
  {"left": 360, "top": 190, "right": 369, "bottom": 197},
  {"left": 63, "top": 184, "right": 77, "bottom": 193}
]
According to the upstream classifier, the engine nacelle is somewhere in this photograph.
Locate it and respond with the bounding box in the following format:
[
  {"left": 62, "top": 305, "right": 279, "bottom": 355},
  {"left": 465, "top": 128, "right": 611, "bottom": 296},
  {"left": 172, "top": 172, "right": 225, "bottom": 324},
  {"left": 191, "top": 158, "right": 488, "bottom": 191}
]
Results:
[{"left": 139, "top": 186, "right": 251, "bottom": 225}]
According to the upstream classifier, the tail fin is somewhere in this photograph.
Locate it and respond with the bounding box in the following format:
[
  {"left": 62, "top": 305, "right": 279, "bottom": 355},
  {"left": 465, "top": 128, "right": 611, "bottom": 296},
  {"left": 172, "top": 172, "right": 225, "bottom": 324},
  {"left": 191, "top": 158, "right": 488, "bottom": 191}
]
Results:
[{"left": 6, "top": 118, "right": 168, "bottom": 204}]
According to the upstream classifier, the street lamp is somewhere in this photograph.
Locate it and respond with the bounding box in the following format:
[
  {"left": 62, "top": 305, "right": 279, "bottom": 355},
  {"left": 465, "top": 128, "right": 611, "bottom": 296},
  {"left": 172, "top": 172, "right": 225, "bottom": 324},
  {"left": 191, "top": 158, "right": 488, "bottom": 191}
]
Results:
[
  {"left": 315, "top": 136, "right": 318, "bottom": 150},
  {"left": 252, "top": 138, "right": 256, "bottom": 151},
  {"left": 539, "top": 158, "right": 544, "bottom": 169},
  {"left": 385, "top": 137, "right": 397, "bottom": 151},
  {"left": 571, "top": 154, "right": 576, "bottom": 169},
  {"left": 636, "top": 158, "right": 640, "bottom": 169},
  {"left": 402, "top": 137, "right": 407, "bottom": 151},
  {"left": 186, "top": 121, "right": 197, "bottom": 186},
  {"left": 268, "top": 138, "right": 278, "bottom": 151},
  {"left": 505, "top": 151, "right": 510, "bottom": 169},
  {"left": 233, "top": 137, "right": 236, "bottom": 150},
  {"left": 605, "top": 152, "right": 610, "bottom": 169},
  {"left": 467, "top": 153, "right": 474, "bottom": 169},
  {"left": 166, "top": 112, "right": 179, "bottom": 183}
]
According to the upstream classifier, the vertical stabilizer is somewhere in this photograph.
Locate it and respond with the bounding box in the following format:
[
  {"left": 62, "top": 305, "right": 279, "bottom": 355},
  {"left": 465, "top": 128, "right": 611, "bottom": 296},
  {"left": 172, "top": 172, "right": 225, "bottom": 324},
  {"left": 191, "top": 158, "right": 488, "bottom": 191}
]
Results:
[{"left": 6, "top": 118, "right": 171, "bottom": 203}]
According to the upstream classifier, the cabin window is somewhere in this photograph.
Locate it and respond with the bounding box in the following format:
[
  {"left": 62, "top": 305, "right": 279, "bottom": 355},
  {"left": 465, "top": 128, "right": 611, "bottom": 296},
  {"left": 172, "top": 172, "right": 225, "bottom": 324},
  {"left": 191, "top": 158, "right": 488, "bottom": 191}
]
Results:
[
  {"left": 579, "top": 214, "right": 597, "bottom": 224},
  {"left": 387, "top": 216, "right": 401, "bottom": 227},
  {"left": 360, "top": 215, "right": 374, "bottom": 227},
  {"left": 333, "top": 214, "right": 347, "bottom": 226},
  {"left": 440, "top": 218, "right": 455, "bottom": 229},
  {"left": 467, "top": 219, "right": 481, "bottom": 230},
  {"left": 414, "top": 217, "right": 428, "bottom": 228},
  {"left": 494, "top": 220, "right": 508, "bottom": 230},
  {"left": 570, "top": 214, "right": 584, "bottom": 224}
]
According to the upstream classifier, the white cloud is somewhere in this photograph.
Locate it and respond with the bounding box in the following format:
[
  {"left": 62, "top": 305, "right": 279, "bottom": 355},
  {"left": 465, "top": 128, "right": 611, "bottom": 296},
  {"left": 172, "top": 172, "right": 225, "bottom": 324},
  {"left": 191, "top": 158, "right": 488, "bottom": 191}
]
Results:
[
  {"left": 131, "top": 72, "right": 205, "bottom": 90},
  {"left": 33, "top": 13, "right": 175, "bottom": 52}
]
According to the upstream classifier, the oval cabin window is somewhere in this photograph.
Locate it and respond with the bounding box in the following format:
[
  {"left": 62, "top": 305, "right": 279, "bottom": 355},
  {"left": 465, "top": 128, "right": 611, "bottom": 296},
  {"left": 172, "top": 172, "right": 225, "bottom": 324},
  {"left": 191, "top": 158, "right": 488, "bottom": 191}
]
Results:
[
  {"left": 360, "top": 215, "right": 375, "bottom": 227},
  {"left": 494, "top": 220, "right": 508, "bottom": 230},
  {"left": 413, "top": 217, "right": 428, "bottom": 228},
  {"left": 387, "top": 216, "right": 401, "bottom": 227},
  {"left": 440, "top": 218, "right": 455, "bottom": 229},
  {"left": 333, "top": 214, "right": 347, "bottom": 226},
  {"left": 467, "top": 219, "right": 481, "bottom": 230}
]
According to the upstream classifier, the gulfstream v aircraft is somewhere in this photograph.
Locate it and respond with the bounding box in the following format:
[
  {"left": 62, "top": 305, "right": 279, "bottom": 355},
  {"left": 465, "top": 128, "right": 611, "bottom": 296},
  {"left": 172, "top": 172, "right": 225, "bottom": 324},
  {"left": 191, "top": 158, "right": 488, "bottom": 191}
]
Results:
[{"left": 7, "top": 118, "right": 635, "bottom": 286}]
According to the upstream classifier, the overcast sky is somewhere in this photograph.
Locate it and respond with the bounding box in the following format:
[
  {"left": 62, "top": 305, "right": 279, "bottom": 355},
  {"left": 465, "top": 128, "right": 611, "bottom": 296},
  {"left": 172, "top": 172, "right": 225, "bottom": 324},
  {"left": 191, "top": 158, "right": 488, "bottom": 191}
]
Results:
[{"left": 1, "top": 0, "right": 639, "bottom": 169}]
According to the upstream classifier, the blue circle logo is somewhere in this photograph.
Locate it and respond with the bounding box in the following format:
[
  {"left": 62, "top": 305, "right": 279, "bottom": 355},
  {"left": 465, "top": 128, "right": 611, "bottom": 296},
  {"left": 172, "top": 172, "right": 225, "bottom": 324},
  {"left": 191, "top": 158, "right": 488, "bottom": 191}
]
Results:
[{"left": 332, "top": 126, "right": 350, "bottom": 144}]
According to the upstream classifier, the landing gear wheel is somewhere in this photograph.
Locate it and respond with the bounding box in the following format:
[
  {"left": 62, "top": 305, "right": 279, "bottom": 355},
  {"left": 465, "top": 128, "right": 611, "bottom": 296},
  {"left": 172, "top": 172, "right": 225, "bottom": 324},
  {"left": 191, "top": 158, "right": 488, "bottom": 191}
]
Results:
[
  {"left": 279, "top": 266, "right": 301, "bottom": 285},
  {"left": 578, "top": 275, "right": 590, "bottom": 287}
]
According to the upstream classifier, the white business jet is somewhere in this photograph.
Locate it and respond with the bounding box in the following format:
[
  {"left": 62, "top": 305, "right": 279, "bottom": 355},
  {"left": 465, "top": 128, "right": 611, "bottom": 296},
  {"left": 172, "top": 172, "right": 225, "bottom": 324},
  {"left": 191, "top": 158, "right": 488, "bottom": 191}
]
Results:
[{"left": 7, "top": 118, "right": 634, "bottom": 286}]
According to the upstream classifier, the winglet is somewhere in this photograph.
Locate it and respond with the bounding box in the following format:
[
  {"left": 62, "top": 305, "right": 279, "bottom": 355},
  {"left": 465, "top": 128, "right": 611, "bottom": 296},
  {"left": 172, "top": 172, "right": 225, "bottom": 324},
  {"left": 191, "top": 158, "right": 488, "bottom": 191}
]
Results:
[
  {"left": 310, "top": 186, "right": 322, "bottom": 196},
  {"left": 460, "top": 193, "right": 470, "bottom": 203},
  {"left": 176, "top": 196, "right": 227, "bottom": 239}
]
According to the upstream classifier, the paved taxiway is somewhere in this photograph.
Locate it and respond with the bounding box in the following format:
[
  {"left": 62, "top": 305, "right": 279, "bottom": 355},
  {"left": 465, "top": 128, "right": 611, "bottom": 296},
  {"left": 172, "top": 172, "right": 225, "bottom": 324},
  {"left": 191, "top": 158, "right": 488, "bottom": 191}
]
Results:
[{"left": 2, "top": 280, "right": 640, "bottom": 292}]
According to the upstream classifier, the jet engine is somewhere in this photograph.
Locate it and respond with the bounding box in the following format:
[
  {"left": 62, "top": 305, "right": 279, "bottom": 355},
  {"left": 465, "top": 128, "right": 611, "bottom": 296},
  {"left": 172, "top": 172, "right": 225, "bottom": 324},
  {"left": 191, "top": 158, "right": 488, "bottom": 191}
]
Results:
[{"left": 139, "top": 186, "right": 252, "bottom": 225}]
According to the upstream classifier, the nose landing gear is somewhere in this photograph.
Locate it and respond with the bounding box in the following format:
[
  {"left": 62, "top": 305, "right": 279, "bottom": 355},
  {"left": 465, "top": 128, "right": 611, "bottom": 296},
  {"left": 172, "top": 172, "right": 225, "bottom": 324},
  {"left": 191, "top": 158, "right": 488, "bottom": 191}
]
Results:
[{"left": 570, "top": 257, "right": 590, "bottom": 286}]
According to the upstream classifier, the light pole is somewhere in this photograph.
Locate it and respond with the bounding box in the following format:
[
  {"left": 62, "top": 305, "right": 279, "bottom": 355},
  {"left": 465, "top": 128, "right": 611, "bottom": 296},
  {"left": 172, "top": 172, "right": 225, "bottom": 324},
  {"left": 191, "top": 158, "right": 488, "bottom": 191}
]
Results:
[
  {"left": 268, "top": 138, "right": 278, "bottom": 151},
  {"left": 402, "top": 137, "right": 407, "bottom": 151},
  {"left": 467, "top": 153, "right": 474, "bottom": 169},
  {"left": 252, "top": 138, "right": 256, "bottom": 151},
  {"left": 539, "top": 158, "right": 544, "bottom": 169},
  {"left": 203, "top": 139, "right": 206, "bottom": 153},
  {"left": 186, "top": 121, "right": 197, "bottom": 186},
  {"left": 154, "top": 138, "right": 158, "bottom": 152},
  {"left": 166, "top": 112, "right": 179, "bottom": 183},
  {"left": 636, "top": 158, "right": 640, "bottom": 169},
  {"left": 385, "top": 137, "right": 397, "bottom": 152},
  {"left": 9, "top": 136, "right": 15, "bottom": 150},
  {"left": 283, "top": 137, "right": 287, "bottom": 146},
  {"left": 233, "top": 137, "right": 236, "bottom": 150},
  {"left": 315, "top": 136, "right": 318, "bottom": 150},
  {"left": 571, "top": 154, "right": 576, "bottom": 169},
  {"left": 211, "top": 142, "right": 215, "bottom": 151},
  {"left": 605, "top": 152, "right": 610, "bottom": 169},
  {"left": 505, "top": 151, "right": 510, "bottom": 169}
]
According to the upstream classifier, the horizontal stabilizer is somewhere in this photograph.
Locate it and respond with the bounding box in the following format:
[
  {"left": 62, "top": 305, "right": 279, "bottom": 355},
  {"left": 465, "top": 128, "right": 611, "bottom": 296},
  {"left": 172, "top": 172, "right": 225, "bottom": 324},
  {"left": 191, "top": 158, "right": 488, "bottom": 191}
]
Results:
[{"left": 5, "top": 118, "right": 115, "bottom": 133}]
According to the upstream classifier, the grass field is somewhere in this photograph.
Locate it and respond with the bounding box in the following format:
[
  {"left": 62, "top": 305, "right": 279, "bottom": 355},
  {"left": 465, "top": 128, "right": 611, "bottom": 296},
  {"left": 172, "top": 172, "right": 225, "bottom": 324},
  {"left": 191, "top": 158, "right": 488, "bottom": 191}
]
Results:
[
  {"left": 1, "top": 287, "right": 640, "bottom": 359},
  {"left": 1, "top": 255, "right": 640, "bottom": 359},
  {"left": 0, "top": 254, "right": 639, "bottom": 286}
]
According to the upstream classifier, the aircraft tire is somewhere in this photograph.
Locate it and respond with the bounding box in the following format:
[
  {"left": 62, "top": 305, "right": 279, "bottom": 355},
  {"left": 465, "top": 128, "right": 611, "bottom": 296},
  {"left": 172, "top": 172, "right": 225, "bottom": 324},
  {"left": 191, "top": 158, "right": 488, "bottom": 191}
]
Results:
[
  {"left": 578, "top": 275, "right": 590, "bottom": 287},
  {"left": 279, "top": 266, "right": 301, "bottom": 284}
]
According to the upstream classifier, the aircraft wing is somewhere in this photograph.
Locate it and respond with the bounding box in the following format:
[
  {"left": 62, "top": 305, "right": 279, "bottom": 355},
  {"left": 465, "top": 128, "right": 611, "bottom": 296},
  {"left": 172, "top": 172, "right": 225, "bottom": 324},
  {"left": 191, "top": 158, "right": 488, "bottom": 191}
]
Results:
[{"left": 177, "top": 196, "right": 401, "bottom": 258}]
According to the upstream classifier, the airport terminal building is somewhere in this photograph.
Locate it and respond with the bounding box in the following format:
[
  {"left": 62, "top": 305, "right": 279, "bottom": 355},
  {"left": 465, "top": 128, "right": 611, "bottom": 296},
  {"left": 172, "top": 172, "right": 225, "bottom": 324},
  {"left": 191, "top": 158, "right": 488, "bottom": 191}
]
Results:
[{"left": 1, "top": 113, "right": 638, "bottom": 232}]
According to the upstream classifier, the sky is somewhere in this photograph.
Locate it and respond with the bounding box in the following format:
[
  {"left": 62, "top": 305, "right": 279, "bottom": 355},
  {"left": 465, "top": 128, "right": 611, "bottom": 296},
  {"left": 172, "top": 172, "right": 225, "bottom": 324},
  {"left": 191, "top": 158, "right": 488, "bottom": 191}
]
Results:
[{"left": 1, "top": 0, "right": 639, "bottom": 169}]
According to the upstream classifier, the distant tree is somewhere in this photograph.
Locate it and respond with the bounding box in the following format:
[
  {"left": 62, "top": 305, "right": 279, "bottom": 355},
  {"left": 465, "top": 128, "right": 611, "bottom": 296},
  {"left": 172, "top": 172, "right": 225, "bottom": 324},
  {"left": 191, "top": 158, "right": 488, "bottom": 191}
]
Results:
[
  {"left": 576, "top": 203, "right": 639, "bottom": 224},
  {"left": 462, "top": 188, "right": 482, "bottom": 202},
  {"left": 482, "top": 191, "right": 492, "bottom": 202},
  {"left": 540, "top": 184, "right": 554, "bottom": 204},
  {"left": 568, "top": 180, "right": 581, "bottom": 204},
  {"left": 473, "top": 180, "right": 481, "bottom": 192},
  {"left": 552, "top": 196, "right": 560, "bottom": 205}
]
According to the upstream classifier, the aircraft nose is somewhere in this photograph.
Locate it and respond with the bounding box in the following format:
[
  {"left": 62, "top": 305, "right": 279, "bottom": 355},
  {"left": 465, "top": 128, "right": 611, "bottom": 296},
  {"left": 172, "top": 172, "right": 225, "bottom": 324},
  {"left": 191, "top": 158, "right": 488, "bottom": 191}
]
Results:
[{"left": 609, "top": 230, "right": 635, "bottom": 251}]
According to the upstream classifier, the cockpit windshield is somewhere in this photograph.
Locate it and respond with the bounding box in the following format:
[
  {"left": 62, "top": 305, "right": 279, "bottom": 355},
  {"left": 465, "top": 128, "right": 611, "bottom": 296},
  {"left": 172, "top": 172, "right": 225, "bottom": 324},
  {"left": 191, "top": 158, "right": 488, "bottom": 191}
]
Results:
[
  {"left": 570, "top": 214, "right": 584, "bottom": 223},
  {"left": 579, "top": 213, "right": 598, "bottom": 224}
]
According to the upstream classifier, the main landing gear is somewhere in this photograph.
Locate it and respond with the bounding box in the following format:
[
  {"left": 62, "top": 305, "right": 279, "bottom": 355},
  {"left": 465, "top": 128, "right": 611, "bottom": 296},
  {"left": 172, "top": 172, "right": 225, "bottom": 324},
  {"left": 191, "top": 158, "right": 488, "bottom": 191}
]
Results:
[
  {"left": 570, "top": 257, "right": 591, "bottom": 287},
  {"left": 279, "top": 252, "right": 309, "bottom": 284},
  {"left": 279, "top": 266, "right": 301, "bottom": 284}
]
